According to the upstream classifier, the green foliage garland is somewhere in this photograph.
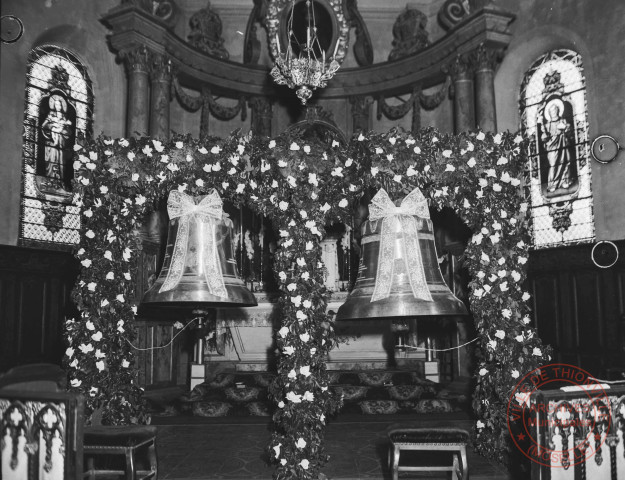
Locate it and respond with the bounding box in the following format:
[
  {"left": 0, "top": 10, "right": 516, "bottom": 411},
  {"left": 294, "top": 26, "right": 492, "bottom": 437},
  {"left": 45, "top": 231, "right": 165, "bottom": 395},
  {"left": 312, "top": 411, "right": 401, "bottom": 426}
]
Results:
[{"left": 66, "top": 127, "right": 551, "bottom": 477}]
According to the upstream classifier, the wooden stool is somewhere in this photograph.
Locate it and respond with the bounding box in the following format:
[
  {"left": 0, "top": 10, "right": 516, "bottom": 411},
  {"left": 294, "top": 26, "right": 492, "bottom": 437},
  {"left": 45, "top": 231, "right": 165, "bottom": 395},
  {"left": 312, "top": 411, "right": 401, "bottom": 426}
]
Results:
[
  {"left": 387, "top": 426, "right": 469, "bottom": 480},
  {"left": 83, "top": 425, "right": 157, "bottom": 480}
]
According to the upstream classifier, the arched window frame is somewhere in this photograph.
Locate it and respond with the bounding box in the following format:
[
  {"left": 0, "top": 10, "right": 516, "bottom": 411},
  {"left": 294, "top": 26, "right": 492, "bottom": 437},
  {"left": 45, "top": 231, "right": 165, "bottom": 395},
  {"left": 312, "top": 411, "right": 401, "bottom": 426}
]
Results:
[
  {"left": 19, "top": 45, "right": 94, "bottom": 250},
  {"left": 519, "top": 48, "right": 594, "bottom": 249}
]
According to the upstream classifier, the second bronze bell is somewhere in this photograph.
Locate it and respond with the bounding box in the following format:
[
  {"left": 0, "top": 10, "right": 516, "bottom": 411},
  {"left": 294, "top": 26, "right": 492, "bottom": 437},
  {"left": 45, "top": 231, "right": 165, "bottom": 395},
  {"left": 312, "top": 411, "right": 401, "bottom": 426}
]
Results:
[
  {"left": 335, "top": 187, "right": 467, "bottom": 321},
  {"left": 141, "top": 190, "right": 257, "bottom": 309}
]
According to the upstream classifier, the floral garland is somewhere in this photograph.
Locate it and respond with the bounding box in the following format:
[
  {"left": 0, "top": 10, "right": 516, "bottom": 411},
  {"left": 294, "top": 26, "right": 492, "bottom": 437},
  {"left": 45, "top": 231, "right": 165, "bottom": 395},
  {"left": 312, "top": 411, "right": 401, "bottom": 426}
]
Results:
[{"left": 66, "top": 127, "right": 551, "bottom": 476}]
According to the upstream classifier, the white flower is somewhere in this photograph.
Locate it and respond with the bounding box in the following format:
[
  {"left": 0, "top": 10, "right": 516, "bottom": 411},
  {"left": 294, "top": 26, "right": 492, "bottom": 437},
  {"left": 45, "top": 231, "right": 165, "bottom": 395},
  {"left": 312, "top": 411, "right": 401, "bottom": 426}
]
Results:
[
  {"left": 278, "top": 326, "right": 289, "bottom": 338},
  {"left": 497, "top": 269, "right": 506, "bottom": 278},
  {"left": 515, "top": 334, "right": 524, "bottom": 342},
  {"left": 499, "top": 282, "right": 509, "bottom": 292},
  {"left": 473, "top": 288, "right": 484, "bottom": 298},
  {"left": 296, "top": 438, "right": 307, "bottom": 449},
  {"left": 70, "top": 379, "right": 82, "bottom": 387},
  {"left": 331, "top": 167, "right": 343, "bottom": 177},
  {"left": 287, "top": 283, "right": 297, "bottom": 291},
  {"left": 236, "top": 184, "right": 245, "bottom": 194},
  {"left": 286, "top": 391, "right": 302, "bottom": 403},
  {"left": 288, "top": 369, "right": 296, "bottom": 379},
  {"left": 511, "top": 370, "right": 520, "bottom": 379},
  {"left": 279, "top": 271, "right": 287, "bottom": 281},
  {"left": 463, "top": 198, "right": 471, "bottom": 209},
  {"left": 533, "top": 347, "right": 542, "bottom": 356},
  {"left": 268, "top": 140, "right": 276, "bottom": 149},
  {"left": 280, "top": 459, "right": 287, "bottom": 466},
  {"left": 517, "top": 256, "right": 528, "bottom": 265},
  {"left": 345, "top": 158, "right": 353, "bottom": 167},
  {"left": 283, "top": 345, "right": 295, "bottom": 356},
  {"left": 291, "top": 295, "right": 302, "bottom": 307},
  {"left": 279, "top": 201, "right": 289, "bottom": 211},
  {"left": 338, "top": 198, "right": 348, "bottom": 208},
  {"left": 308, "top": 173, "right": 318, "bottom": 186},
  {"left": 278, "top": 401, "right": 285, "bottom": 409},
  {"left": 135, "top": 194, "right": 146, "bottom": 205},
  {"left": 299, "top": 333, "right": 310, "bottom": 343},
  {"left": 273, "top": 443, "right": 282, "bottom": 459},
  {"left": 303, "top": 300, "right": 311, "bottom": 309},
  {"left": 301, "top": 272, "right": 310, "bottom": 280},
  {"left": 87, "top": 282, "right": 97, "bottom": 291},
  {"left": 106, "top": 272, "right": 114, "bottom": 280},
  {"left": 371, "top": 167, "right": 379, "bottom": 177},
  {"left": 116, "top": 294, "right": 125, "bottom": 303},
  {"left": 289, "top": 142, "right": 300, "bottom": 151},
  {"left": 320, "top": 203, "right": 331, "bottom": 213},
  {"left": 300, "top": 365, "right": 311, "bottom": 377},
  {"left": 296, "top": 257, "right": 306, "bottom": 267},
  {"left": 488, "top": 339, "right": 497, "bottom": 350},
  {"left": 305, "top": 241, "right": 313, "bottom": 251},
  {"left": 495, "top": 330, "right": 505, "bottom": 340},
  {"left": 393, "top": 174, "right": 402, "bottom": 183},
  {"left": 492, "top": 183, "right": 502, "bottom": 192},
  {"left": 501, "top": 172, "right": 511, "bottom": 183},
  {"left": 467, "top": 157, "right": 477, "bottom": 168},
  {"left": 81, "top": 259, "right": 92, "bottom": 268},
  {"left": 523, "top": 316, "right": 531, "bottom": 325},
  {"left": 386, "top": 154, "right": 394, "bottom": 161},
  {"left": 406, "top": 166, "right": 417, "bottom": 177},
  {"left": 95, "top": 360, "right": 105, "bottom": 372},
  {"left": 477, "top": 420, "right": 485, "bottom": 429},
  {"left": 502, "top": 309, "right": 512, "bottom": 319},
  {"left": 296, "top": 310, "right": 307, "bottom": 321},
  {"left": 66, "top": 347, "right": 75, "bottom": 358},
  {"left": 522, "top": 292, "right": 531, "bottom": 301},
  {"left": 95, "top": 349, "right": 106, "bottom": 359},
  {"left": 511, "top": 271, "right": 521, "bottom": 282},
  {"left": 476, "top": 131, "right": 485, "bottom": 141},
  {"left": 302, "top": 391, "right": 314, "bottom": 402},
  {"left": 479, "top": 368, "right": 488, "bottom": 376}
]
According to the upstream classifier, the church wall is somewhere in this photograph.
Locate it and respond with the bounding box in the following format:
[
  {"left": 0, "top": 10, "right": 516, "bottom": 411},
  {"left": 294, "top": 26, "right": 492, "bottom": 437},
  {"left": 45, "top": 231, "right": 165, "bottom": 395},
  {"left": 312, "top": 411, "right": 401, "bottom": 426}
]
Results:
[
  {"left": 0, "top": 0, "right": 125, "bottom": 246},
  {"left": 1, "top": 0, "right": 623, "bottom": 244},
  {"left": 494, "top": 0, "right": 625, "bottom": 241}
]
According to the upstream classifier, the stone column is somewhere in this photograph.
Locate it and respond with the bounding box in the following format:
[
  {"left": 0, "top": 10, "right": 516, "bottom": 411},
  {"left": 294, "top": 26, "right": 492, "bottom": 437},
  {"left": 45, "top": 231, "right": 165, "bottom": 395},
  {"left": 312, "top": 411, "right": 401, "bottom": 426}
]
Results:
[
  {"left": 149, "top": 54, "right": 172, "bottom": 140},
  {"left": 448, "top": 55, "right": 475, "bottom": 134},
  {"left": 249, "top": 96, "right": 273, "bottom": 137},
  {"left": 122, "top": 46, "right": 151, "bottom": 137},
  {"left": 350, "top": 96, "right": 373, "bottom": 133},
  {"left": 472, "top": 44, "right": 498, "bottom": 133}
]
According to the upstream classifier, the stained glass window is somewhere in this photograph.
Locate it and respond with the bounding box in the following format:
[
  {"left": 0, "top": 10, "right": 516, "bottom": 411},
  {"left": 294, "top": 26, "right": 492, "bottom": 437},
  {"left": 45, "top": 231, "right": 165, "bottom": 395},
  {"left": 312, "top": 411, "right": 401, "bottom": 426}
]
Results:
[
  {"left": 19, "top": 45, "right": 94, "bottom": 250},
  {"left": 519, "top": 49, "right": 594, "bottom": 249}
]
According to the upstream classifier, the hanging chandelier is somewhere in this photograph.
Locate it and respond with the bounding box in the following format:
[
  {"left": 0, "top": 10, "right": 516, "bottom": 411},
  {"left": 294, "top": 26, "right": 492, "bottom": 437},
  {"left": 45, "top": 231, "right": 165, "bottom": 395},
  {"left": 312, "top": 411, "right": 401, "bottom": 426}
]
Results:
[{"left": 270, "top": 0, "right": 341, "bottom": 105}]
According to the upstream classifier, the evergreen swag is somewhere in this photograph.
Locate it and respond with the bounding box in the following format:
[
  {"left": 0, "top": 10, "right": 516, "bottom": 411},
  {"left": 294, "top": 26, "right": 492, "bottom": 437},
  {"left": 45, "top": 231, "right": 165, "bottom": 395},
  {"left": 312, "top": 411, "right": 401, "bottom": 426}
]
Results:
[{"left": 66, "top": 126, "right": 551, "bottom": 477}]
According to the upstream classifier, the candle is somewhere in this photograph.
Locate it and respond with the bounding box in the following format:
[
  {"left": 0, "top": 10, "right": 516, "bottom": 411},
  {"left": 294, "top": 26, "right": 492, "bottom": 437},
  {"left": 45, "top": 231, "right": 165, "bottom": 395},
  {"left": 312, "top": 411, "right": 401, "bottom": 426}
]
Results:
[
  {"left": 333, "top": 40, "right": 340, "bottom": 59},
  {"left": 276, "top": 34, "right": 281, "bottom": 55},
  {"left": 307, "top": 27, "right": 311, "bottom": 49}
]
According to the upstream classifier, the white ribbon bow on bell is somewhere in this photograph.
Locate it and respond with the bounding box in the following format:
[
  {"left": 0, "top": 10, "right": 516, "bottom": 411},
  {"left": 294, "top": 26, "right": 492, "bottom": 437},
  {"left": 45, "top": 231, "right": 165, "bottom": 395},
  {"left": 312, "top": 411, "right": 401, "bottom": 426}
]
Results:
[
  {"left": 368, "top": 187, "right": 433, "bottom": 303},
  {"left": 159, "top": 190, "right": 228, "bottom": 298}
]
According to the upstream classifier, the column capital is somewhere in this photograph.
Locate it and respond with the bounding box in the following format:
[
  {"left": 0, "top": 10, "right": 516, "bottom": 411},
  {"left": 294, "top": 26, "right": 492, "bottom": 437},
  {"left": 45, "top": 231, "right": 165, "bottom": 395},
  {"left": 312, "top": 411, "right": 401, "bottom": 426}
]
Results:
[
  {"left": 120, "top": 45, "right": 152, "bottom": 75},
  {"left": 150, "top": 54, "right": 173, "bottom": 83},
  {"left": 444, "top": 54, "right": 473, "bottom": 82},
  {"left": 470, "top": 44, "right": 502, "bottom": 72}
]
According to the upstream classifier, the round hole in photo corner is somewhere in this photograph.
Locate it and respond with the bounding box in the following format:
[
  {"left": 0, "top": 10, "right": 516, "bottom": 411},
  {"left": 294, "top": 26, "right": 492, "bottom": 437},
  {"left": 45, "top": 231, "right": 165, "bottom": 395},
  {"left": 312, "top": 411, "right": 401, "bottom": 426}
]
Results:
[
  {"left": 591, "top": 240, "right": 619, "bottom": 269},
  {"left": 0, "top": 15, "right": 24, "bottom": 44},
  {"left": 591, "top": 135, "right": 620, "bottom": 164}
]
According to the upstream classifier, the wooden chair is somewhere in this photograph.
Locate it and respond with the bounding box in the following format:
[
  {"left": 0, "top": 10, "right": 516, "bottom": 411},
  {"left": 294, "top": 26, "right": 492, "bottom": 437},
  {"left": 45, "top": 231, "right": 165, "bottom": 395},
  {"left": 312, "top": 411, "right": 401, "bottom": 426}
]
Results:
[
  {"left": 1, "top": 364, "right": 158, "bottom": 480},
  {"left": 0, "top": 388, "right": 84, "bottom": 480}
]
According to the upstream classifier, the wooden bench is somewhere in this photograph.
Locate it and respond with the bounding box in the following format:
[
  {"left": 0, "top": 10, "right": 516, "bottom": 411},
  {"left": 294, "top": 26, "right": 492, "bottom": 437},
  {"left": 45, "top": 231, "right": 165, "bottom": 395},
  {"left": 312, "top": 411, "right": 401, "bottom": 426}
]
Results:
[
  {"left": 83, "top": 425, "right": 158, "bottom": 480},
  {"left": 387, "top": 426, "right": 469, "bottom": 480}
]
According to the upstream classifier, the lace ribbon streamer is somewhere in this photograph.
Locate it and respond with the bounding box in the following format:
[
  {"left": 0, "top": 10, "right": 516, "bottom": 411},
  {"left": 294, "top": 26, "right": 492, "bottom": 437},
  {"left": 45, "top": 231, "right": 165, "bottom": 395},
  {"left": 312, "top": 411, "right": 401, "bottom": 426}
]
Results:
[
  {"left": 159, "top": 190, "right": 228, "bottom": 298},
  {"left": 368, "top": 187, "right": 433, "bottom": 303}
]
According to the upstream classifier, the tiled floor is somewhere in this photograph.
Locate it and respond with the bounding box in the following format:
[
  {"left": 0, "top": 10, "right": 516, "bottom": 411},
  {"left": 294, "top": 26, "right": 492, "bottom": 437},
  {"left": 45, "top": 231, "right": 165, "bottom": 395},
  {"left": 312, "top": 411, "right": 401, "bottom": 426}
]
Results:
[{"left": 154, "top": 414, "right": 512, "bottom": 479}]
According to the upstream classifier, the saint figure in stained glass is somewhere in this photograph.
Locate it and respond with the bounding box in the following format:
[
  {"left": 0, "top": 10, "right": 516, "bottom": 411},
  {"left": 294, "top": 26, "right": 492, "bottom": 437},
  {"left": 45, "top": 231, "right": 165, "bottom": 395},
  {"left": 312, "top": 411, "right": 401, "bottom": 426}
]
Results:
[
  {"left": 539, "top": 97, "right": 576, "bottom": 195},
  {"left": 37, "top": 91, "right": 76, "bottom": 192}
]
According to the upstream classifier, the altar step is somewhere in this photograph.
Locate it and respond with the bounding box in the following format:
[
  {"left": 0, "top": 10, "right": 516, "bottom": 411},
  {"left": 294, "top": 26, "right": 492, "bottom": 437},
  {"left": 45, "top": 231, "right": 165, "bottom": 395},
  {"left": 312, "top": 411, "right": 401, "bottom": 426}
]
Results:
[{"left": 149, "top": 370, "right": 470, "bottom": 418}]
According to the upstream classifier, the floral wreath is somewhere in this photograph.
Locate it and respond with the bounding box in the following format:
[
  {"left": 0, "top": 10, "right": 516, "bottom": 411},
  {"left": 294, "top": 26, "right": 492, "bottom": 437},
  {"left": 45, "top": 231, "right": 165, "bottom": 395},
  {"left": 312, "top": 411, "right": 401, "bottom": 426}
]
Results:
[{"left": 66, "top": 126, "right": 551, "bottom": 477}]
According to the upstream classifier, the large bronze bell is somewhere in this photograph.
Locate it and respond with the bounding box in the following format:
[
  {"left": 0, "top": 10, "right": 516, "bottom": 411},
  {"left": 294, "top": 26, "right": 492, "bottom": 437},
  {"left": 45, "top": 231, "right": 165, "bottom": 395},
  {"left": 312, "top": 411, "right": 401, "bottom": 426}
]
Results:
[
  {"left": 335, "top": 188, "right": 467, "bottom": 321},
  {"left": 141, "top": 190, "right": 257, "bottom": 309}
]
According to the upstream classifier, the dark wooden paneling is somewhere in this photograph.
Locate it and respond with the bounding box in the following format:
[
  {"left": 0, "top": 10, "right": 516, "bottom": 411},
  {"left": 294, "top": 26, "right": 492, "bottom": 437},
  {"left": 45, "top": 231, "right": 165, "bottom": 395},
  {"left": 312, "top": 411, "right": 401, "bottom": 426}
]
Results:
[
  {"left": 528, "top": 240, "right": 625, "bottom": 378},
  {"left": 0, "top": 245, "right": 78, "bottom": 373}
]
